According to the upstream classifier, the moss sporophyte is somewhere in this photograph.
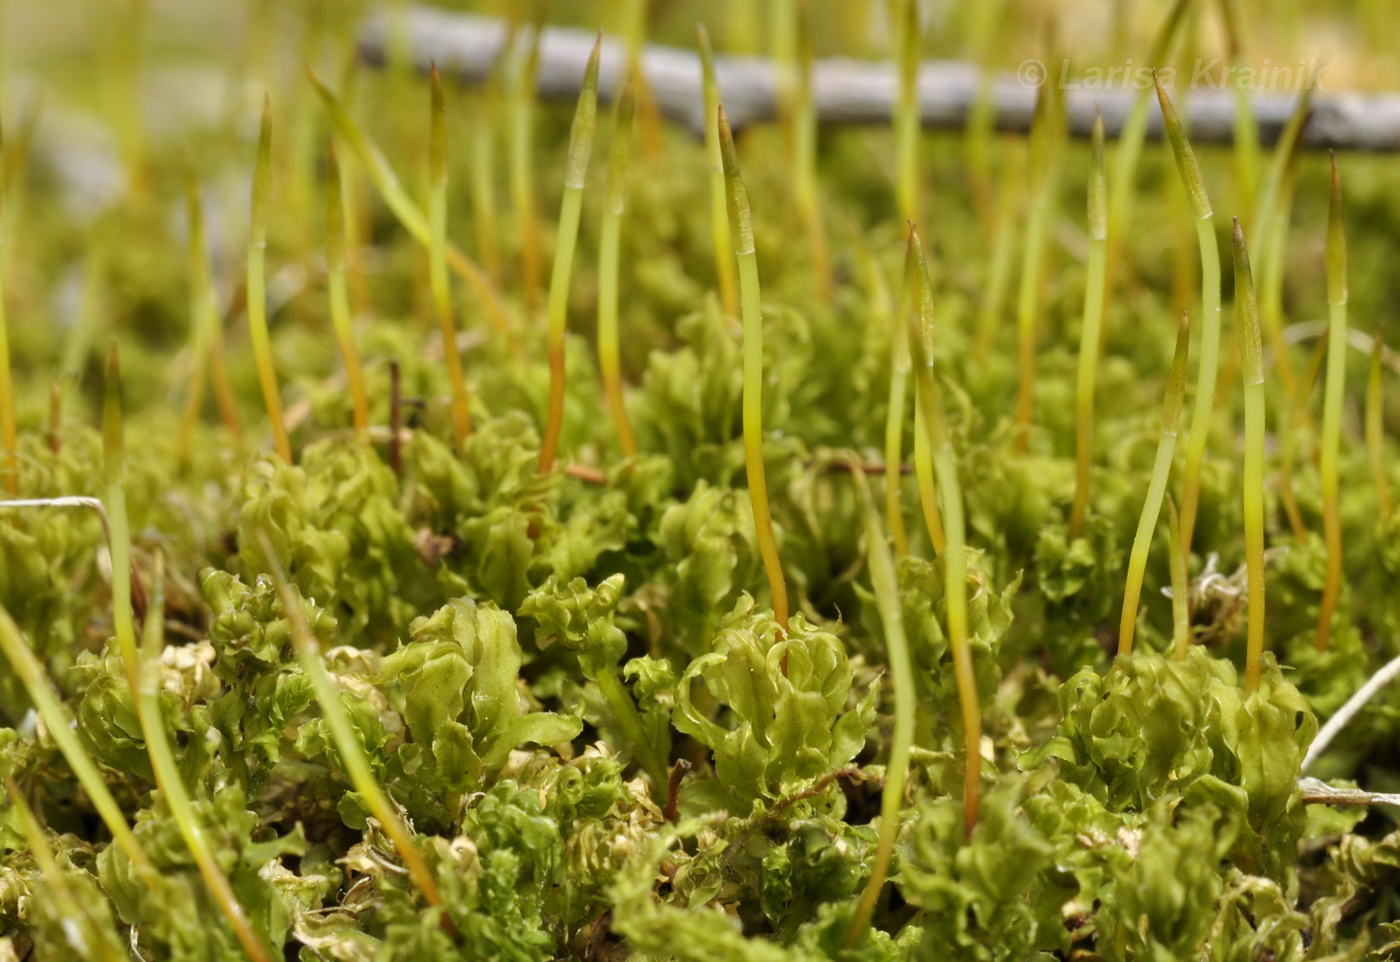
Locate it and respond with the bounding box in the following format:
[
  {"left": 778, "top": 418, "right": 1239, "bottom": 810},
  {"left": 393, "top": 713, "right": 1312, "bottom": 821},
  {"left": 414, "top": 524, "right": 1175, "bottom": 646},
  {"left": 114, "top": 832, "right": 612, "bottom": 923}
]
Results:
[
  {"left": 4, "top": 3, "right": 1400, "bottom": 959},
  {"left": 1155, "top": 73, "right": 1222, "bottom": 571},
  {"left": 539, "top": 36, "right": 601, "bottom": 474},
  {"left": 429, "top": 63, "right": 473, "bottom": 451}
]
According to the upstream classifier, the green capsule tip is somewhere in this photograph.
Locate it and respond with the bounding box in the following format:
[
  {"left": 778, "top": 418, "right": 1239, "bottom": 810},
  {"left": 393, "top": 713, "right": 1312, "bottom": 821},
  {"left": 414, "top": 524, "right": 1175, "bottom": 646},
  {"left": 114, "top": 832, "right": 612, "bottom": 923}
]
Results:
[
  {"left": 1154, "top": 72, "right": 1211, "bottom": 220},
  {"left": 1233, "top": 217, "right": 1263, "bottom": 386},
  {"left": 899, "top": 0, "right": 919, "bottom": 86},
  {"left": 1088, "top": 107, "right": 1106, "bottom": 240},
  {"left": 251, "top": 94, "right": 273, "bottom": 245},
  {"left": 604, "top": 73, "right": 637, "bottom": 213},
  {"left": 697, "top": 22, "right": 715, "bottom": 81},
  {"left": 564, "top": 33, "right": 603, "bottom": 189},
  {"left": 718, "top": 104, "right": 754, "bottom": 255},
  {"left": 903, "top": 225, "right": 936, "bottom": 372},
  {"left": 1327, "top": 150, "right": 1347, "bottom": 306}
]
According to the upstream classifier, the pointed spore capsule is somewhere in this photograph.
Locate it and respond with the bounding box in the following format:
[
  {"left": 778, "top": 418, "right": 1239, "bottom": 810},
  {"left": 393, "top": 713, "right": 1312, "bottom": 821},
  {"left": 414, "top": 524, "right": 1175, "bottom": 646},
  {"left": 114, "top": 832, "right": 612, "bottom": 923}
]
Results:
[
  {"left": 538, "top": 33, "right": 601, "bottom": 473},
  {"left": 719, "top": 103, "right": 789, "bottom": 630},
  {"left": 246, "top": 97, "right": 293, "bottom": 463}
]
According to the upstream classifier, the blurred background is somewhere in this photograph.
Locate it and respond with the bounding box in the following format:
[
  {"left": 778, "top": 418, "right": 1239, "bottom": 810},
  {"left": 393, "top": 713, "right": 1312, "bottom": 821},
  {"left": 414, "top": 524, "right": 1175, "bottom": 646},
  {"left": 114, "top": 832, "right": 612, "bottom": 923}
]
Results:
[{"left": 0, "top": 0, "right": 1397, "bottom": 418}]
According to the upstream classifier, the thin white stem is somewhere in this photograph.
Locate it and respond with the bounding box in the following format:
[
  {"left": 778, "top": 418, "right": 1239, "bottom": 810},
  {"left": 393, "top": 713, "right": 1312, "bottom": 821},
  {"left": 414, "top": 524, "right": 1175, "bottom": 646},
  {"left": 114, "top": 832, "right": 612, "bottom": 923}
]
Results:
[
  {"left": 0, "top": 496, "right": 111, "bottom": 543},
  {"left": 1302, "top": 649, "right": 1400, "bottom": 772},
  {"left": 1298, "top": 776, "right": 1400, "bottom": 806}
]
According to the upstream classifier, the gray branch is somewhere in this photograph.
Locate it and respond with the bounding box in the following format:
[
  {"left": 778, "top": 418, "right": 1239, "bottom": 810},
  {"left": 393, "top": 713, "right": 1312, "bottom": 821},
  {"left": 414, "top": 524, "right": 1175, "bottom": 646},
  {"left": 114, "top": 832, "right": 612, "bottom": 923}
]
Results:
[
  {"left": 1302, "top": 648, "right": 1400, "bottom": 773},
  {"left": 1298, "top": 777, "right": 1400, "bottom": 808},
  {"left": 357, "top": 5, "right": 1400, "bottom": 151}
]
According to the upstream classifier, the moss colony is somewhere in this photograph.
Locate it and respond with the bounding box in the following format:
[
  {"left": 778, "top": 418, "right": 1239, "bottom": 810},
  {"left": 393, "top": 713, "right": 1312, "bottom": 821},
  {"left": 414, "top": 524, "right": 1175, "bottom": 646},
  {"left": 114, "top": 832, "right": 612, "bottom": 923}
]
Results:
[{"left": 4, "top": 0, "right": 1400, "bottom": 959}]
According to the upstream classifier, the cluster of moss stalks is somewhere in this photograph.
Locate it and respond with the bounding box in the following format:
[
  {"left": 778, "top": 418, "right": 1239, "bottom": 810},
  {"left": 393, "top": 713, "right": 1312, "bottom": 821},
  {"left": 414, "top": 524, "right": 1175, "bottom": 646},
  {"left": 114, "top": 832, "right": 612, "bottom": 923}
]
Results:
[{"left": 3, "top": 0, "right": 1400, "bottom": 959}]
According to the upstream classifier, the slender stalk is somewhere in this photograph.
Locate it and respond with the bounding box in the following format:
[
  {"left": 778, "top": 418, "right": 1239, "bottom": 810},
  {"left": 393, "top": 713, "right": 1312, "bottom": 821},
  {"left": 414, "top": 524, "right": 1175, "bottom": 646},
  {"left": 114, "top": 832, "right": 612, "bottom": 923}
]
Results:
[
  {"left": 912, "top": 407, "right": 945, "bottom": 555},
  {"left": 209, "top": 321, "right": 244, "bottom": 444},
  {"left": 389, "top": 358, "right": 403, "bottom": 477},
  {"left": 4, "top": 778, "right": 66, "bottom": 899},
  {"left": 326, "top": 142, "right": 370, "bottom": 438},
  {"left": 837, "top": 0, "right": 873, "bottom": 56},
  {"left": 908, "top": 230, "right": 978, "bottom": 835},
  {"left": 0, "top": 606, "right": 154, "bottom": 878},
  {"left": 849, "top": 218, "right": 907, "bottom": 555},
  {"left": 893, "top": 0, "right": 920, "bottom": 225},
  {"left": 886, "top": 369, "right": 911, "bottom": 558},
  {"left": 1167, "top": 498, "right": 1191, "bottom": 660},
  {"left": 0, "top": 102, "right": 33, "bottom": 275},
  {"left": 112, "top": 0, "right": 149, "bottom": 198},
  {"left": 177, "top": 172, "right": 227, "bottom": 466},
  {"left": 46, "top": 379, "right": 61, "bottom": 454},
  {"left": 429, "top": 64, "right": 473, "bottom": 449},
  {"left": 286, "top": 13, "right": 325, "bottom": 285},
  {"left": 179, "top": 151, "right": 245, "bottom": 438},
  {"left": 1251, "top": 84, "right": 1317, "bottom": 244},
  {"left": 1218, "top": 0, "right": 1260, "bottom": 223},
  {"left": 598, "top": 77, "right": 638, "bottom": 459},
  {"left": 257, "top": 532, "right": 445, "bottom": 909},
  {"left": 972, "top": 144, "right": 1023, "bottom": 361},
  {"left": 509, "top": 17, "right": 545, "bottom": 310},
  {"left": 247, "top": 97, "right": 292, "bottom": 463},
  {"left": 0, "top": 116, "right": 15, "bottom": 494},
  {"left": 719, "top": 105, "right": 789, "bottom": 629},
  {"left": 60, "top": 241, "right": 102, "bottom": 380},
  {"left": 1118, "top": 311, "right": 1190, "bottom": 656},
  {"left": 4, "top": 775, "right": 128, "bottom": 962},
  {"left": 336, "top": 62, "right": 371, "bottom": 288},
  {"left": 792, "top": 0, "right": 831, "bottom": 300},
  {"left": 1104, "top": 0, "right": 1191, "bottom": 283},
  {"left": 725, "top": 0, "right": 759, "bottom": 54},
  {"left": 901, "top": 237, "right": 945, "bottom": 554},
  {"left": 1278, "top": 338, "right": 1327, "bottom": 540},
  {"left": 594, "top": 667, "right": 667, "bottom": 793},
  {"left": 1234, "top": 218, "right": 1267, "bottom": 693},
  {"left": 1261, "top": 159, "right": 1302, "bottom": 396},
  {"left": 1070, "top": 111, "right": 1108, "bottom": 539},
  {"left": 1316, "top": 153, "right": 1348, "bottom": 651},
  {"left": 696, "top": 25, "right": 738, "bottom": 318},
  {"left": 963, "top": 0, "right": 1006, "bottom": 236},
  {"left": 537, "top": 35, "right": 601, "bottom": 474},
  {"left": 843, "top": 465, "right": 913, "bottom": 947},
  {"left": 105, "top": 360, "right": 269, "bottom": 944},
  {"left": 1252, "top": 84, "right": 1315, "bottom": 397},
  {"left": 1155, "top": 75, "right": 1221, "bottom": 569},
  {"left": 136, "top": 556, "right": 273, "bottom": 962},
  {"left": 768, "top": 0, "right": 797, "bottom": 130},
  {"left": 618, "top": 0, "right": 661, "bottom": 158},
  {"left": 1167, "top": 162, "right": 1198, "bottom": 320},
  {"left": 470, "top": 54, "right": 505, "bottom": 280},
  {"left": 1367, "top": 327, "right": 1392, "bottom": 519},
  {"left": 307, "top": 68, "right": 513, "bottom": 340},
  {"left": 103, "top": 344, "right": 141, "bottom": 692},
  {"left": 1013, "top": 81, "right": 1063, "bottom": 451}
]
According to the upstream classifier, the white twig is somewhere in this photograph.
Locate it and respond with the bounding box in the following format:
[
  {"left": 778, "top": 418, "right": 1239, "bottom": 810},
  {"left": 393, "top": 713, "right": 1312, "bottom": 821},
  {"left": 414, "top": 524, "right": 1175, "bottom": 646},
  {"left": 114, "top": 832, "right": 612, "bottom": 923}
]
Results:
[
  {"left": 1298, "top": 776, "right": 1400, "bottom": 807},
  {"left": 1280, "top": 320, "right": 1400, "bottom": 376},
  {"left": 0, "top": 496, "right": 111, "bottom": 543},
  {"left": 1302, "top": 649, "right": 1400, "bottom": 772}
]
